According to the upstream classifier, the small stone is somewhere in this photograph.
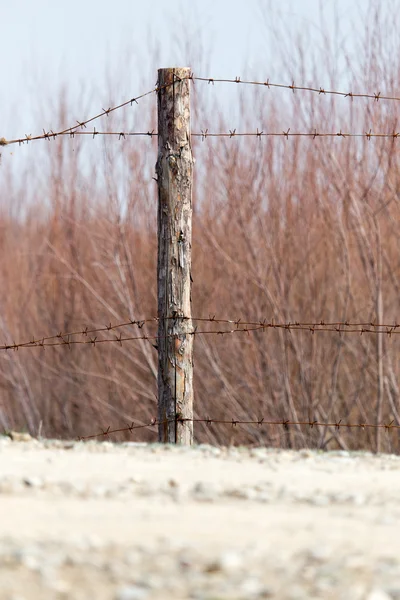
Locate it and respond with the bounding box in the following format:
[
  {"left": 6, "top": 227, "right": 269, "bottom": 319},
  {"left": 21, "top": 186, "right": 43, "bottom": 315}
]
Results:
[
  {"left": 85, "top": 534, "right": 103, "bottom": 550},
  {"left": 309, "top": 494, "right": 330, "bottom": 506},
  {"left": 62, "top": 441, "right": 76, "bottom": 449},
  {"left": 286, "top": 585, "right": 309, "bottom": 600},
  {"left": 0, "top": 477, "right": 20, "bottom": 494},
  {"left": 240, "top": 577, "right": 263, "bottom": 596},
  {"left": 334, "top": 451, "right": 350, "bottom": 458},
  {"left": 219, "top": 550, "right": 243, "bottom": 572},
  {"left": 20, "top": 553, "right": 40, "bottom": 571},
  {"left": 23, "top": 476, "right": 43, "bottom": 488},
  {"left": 204, "top": 560, "right": 221, "bottom": 573},
  {"left": 204, "top": 551, "right": 243, "bottom": 575},
  {"left": 340, "top": 584, "right": 367, "bottom": 600},
  {"left": 366, "top": 590, "right": 393, "bottom": 600},
  {"left": 8, "top": 431, "right": 33, "bottom": 442},
  {"left": 307, "top": 545, "right": 330, "bottom": 562},
  {"left": 208, "top": 446, "right": 222, "bottom": 456},
  {"left": 49, "top": 579, "right": 70, "bottom": 594},
  {"left": 378, "top": 516, "right": 397, "bottom": 526},
  {"left": 68, "top": 481, "right": 86, "bottom": 496},
  {"left": 224, "top": 486, "right": 256, "bottom": 500},
  {"left": 128, "top": 476, "right": 142, "bottom": 485},
  {"left": 345, "top": 554, "right": 367, "bottom": 570},
  {"left": 257, "top": 491, "right": 271, "bottom": 503},
  {"left": 91, "top": 484, "right": 108, "bottom": 497},
  {"left": 259, "top": 588, "right": 274, "bottom": 598},
  {"left": 250, "top": 448, "right": 268, "bottom": 460},
  {"left": 192, "top": 482, "right": 219, "bottom": 502},
  {"left": 299, "top": 449, "right": 314, "bottom": 458},
  {"left": 116, "top": 585, "right": 149, "bottom": 600},
  {"left": 124, "top": 550, "right": 140, "bottom": 567}
]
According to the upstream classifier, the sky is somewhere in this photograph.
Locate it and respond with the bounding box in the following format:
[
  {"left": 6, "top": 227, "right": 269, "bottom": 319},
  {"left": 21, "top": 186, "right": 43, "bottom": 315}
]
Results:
[{"left": 0, "top": 0, "right": 364, "bottom": 145}]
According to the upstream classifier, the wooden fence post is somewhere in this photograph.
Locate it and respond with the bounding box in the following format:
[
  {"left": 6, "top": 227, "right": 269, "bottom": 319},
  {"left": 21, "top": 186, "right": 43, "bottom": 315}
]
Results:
[{"left": 156, "top": 67, "right": 194, "bottom": 444}]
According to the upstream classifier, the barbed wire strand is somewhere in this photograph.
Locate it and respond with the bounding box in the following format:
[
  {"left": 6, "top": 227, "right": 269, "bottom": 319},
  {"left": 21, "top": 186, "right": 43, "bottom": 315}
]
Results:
[
  {"left": 4, "top": 317, "right": 400, "bottom": 352},
  {"left": 194, "top": 129, "right": 400, "bottom": 141},
  {"left": 77, "top": 415, "right": 400, "bottom": 441},
  {"left": 192, "top": 75, "right": 400, "bottom": 103},
  {"left": 0, "top": 83, "right": 165, "bottom": 147},
  {"left": 4, "top": 129, "right": 400, "bottom": 145}
]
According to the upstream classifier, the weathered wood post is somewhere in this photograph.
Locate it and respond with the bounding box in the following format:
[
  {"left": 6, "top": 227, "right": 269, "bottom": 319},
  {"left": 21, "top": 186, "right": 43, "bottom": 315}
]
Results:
[{"left": 156, "top": 67, "right": 194, "bottom": 444}]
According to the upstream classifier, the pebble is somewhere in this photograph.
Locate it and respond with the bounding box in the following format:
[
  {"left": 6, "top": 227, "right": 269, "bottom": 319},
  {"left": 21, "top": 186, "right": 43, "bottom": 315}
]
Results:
[
  {"left": 23, "top": 476, "right": 43, "bottom": 488},
  {"left": 308, "top": 494, "right": 330, "bottom": 506},
  {"left": 116, "top": 586, "right": 149, "bottom": 600},
  {"left": 250, "top": 448, "right": 268, "bottom": 460},
  {"left": 307, "top": 545, "right": 331, "bottom": 562},
  {"left": 240, "top": 576, "right": 264, "bottom": 596},
  {"left": 218, "top": 550, "right": 243, "bottom": 572},
  {"left": 8, "top": 431, "right": 33, "bottom": 442},
  {"left": 366, "top": 590, "right": 394, "bottom": 600},
  {"left": 191, "top": 481, "right": 219, "bottom": 502}
]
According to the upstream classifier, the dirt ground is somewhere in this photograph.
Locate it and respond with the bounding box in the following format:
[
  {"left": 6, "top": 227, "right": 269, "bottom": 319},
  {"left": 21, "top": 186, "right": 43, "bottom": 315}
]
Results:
[{"left": 0, "top": 435, "right": 399, "bottom": 599}]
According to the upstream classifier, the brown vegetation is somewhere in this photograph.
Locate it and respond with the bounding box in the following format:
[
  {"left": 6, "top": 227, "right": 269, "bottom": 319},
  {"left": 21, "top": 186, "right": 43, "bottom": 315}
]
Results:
[{"left": 1, "top": 2, "right": 400, "bottom": 451}]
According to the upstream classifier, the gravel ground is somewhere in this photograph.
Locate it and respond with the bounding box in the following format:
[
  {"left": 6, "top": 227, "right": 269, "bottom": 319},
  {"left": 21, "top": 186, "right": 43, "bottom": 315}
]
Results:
[{"left": 0, "top": 435, "right": 399, "bottom": 599}]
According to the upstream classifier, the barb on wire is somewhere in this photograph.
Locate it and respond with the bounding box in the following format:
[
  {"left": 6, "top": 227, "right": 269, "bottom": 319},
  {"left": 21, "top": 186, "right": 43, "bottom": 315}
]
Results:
[
  {"left": 78, "top": 415, "right": 400, "bottom": 441},
  {"left": 193, "top": 74, "right": 400, "bottom": 103},
  {"left": 3, "top": 316, "right": 400, "bottom": 352}
]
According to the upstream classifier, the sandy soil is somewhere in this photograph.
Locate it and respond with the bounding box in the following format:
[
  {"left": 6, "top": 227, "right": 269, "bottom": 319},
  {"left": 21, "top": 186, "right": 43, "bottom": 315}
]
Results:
[{"left": 0, "top": 436, "right": 399, "bottom": 599}]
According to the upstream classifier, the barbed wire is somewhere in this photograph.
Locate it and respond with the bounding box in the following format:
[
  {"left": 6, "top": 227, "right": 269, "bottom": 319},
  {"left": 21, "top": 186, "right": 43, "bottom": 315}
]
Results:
[
  {"left": 3, "top": 70, "right": 400, "bottom": 148},
  {"left": 4, "top": 128, "right": 400, "bottom": 146},
  {"left": 78, "top": 415, "right": 400, "bottom": 441},
  {"left": 0, "top": 318, "right": 155, "bottom": 350},
  {"left": 1, "top": 130, "right": 157, "bottom": 145},
  {"left": 0, "top": 85, "right": 161, "bottom": 147},
  {"left": 192, "top": 74, "right": 400, "bottom": 103},
  {"left": 3, "top": 316, "right": 400, "bottom": 352},
  {"left": 0, "top": 325, "right": 322, "bottom": 351},
  {"left": 194, "top": 317, "right": 400, "bottom": 329},
  {"left": 195, "top": 129, "right": 400, "bottom": 141}
]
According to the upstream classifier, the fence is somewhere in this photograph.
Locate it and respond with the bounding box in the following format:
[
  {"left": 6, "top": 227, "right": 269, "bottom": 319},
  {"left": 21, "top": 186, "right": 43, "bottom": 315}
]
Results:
[{"left": 2, "top": 68, "right": 400, "bottom": 450}]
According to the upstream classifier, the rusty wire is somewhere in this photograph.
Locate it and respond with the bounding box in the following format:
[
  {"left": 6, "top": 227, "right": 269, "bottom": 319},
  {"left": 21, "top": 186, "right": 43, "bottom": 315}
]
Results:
[
  {"left": 78, "top": 415, "right": 400, "bottom": 441},
  {"left": 3, "top": 316, "right": 400, "bottom": 352},
  {"left": 0, "top": 317, "right": 154, "bottom": 351},
  {"left": 192, "top": 74, "right": 400, "bottom": 103},
  {"left": 0, "top": 83, "right": 163, "bottom": 147},
  {"left": 4, "top": 128, "right": 400, "bottom": 145},
  {"left": 3, "top": 70, "right": 400, "bottom": 148},
  {"left": 195, "top": 129, "right": 400, "bottom": 140}
]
